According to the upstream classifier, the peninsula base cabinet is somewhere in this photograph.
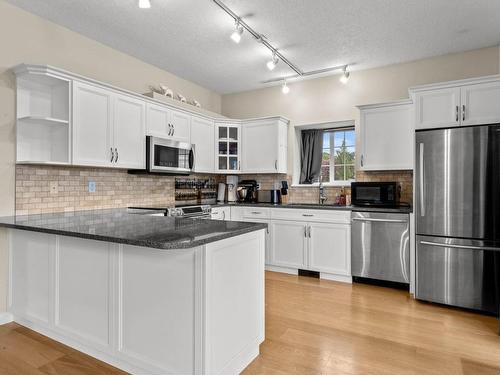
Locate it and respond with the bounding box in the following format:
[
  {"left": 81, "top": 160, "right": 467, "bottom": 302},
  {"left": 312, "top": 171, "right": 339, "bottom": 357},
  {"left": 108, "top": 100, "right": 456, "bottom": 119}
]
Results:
[{"left": 8, "top": 229, "right": 265, "bottom": 375}]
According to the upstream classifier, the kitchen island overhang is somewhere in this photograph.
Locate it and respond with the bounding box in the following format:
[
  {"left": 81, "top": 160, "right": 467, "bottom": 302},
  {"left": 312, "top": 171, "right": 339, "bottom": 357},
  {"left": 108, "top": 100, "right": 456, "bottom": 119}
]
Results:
[{"left": 0, "top": 210, "right": 266, "bottom": 375}]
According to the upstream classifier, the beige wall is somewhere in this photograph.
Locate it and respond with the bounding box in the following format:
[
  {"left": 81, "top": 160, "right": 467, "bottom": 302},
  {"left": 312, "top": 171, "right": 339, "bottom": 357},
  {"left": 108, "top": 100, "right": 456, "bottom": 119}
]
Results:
[{"left": 0, "top": 1, "right": 222, "bottom": 314}]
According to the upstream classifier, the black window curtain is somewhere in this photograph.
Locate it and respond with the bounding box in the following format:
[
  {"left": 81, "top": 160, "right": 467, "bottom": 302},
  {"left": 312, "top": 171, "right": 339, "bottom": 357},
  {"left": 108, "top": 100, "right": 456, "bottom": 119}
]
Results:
[{"left": 300, "top": 129, "right": 323, "bottom": 184}]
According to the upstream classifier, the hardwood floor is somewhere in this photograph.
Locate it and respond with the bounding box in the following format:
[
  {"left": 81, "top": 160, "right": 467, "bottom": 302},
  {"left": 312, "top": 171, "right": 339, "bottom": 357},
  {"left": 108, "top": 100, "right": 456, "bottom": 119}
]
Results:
[{"left": 1, "top": 271, "right": 500, "bottom": 374}]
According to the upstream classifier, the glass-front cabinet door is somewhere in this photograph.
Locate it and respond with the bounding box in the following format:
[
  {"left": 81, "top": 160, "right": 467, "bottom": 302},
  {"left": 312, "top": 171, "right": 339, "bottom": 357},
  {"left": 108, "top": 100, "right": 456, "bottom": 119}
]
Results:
[{"left": 216, "top": 123, "right": 241, "bottom": 173}]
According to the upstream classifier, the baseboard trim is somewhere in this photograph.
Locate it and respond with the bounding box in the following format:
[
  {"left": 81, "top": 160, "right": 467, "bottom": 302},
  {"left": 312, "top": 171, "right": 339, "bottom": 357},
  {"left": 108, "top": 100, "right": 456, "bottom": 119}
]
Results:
[{"left": 0, "top": 312, "right": 14, "bottom": 326}]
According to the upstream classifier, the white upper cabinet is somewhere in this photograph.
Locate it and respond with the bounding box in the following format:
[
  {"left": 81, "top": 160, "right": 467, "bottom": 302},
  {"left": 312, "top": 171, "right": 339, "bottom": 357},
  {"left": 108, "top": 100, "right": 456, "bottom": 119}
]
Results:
[
  {"left": 113, "top": 94, "right": 146, "bottom": 169},
  {"left": 73, "top": 81, "right": 113, "bottom": 167},
  {"left": 215, "top": 123, "right": 241, "bottom": 173},
  {"left": 358, "top": 101, "right": 413, "bottom": 171},
  {"left": 190, "top": 116, "right": 214, "bottom": 173},
  {"left": 461, "top": 81, "right": 500, "bottom": 126},
  {"left": 414, "top": 87, "right": 461, "bottom": 129},
  {"left": 146, "top": 104, "right": 190, "bottom": 143},
  {"left": 411, "top": 77, "right": 500, "bottom": 130},
  {"left": 241, "top": 119, "right": 288, "bottom": 174}
]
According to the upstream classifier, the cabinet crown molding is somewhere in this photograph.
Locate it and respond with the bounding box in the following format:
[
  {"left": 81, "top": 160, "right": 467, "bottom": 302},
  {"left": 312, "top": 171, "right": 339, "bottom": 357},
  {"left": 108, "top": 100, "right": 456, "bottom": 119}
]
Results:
[
  {"left": 356, "top": 99, "right": 413, "bottom": 110},
  {"left": 408, "top": 74, "right": 500, "bottom": 94}
]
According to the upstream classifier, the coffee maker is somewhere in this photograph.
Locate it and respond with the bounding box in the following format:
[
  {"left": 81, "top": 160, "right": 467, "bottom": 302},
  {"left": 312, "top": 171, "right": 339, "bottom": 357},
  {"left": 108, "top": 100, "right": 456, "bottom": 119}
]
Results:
[{"left": 237, "top": 180, "right": 258, "bottom": 203}]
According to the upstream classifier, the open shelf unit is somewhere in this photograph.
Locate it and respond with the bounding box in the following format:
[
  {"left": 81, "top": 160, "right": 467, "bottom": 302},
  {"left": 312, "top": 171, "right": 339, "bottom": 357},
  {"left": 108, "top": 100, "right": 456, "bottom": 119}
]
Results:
[{"left": 16, "top": 72, "right": 71, "bottom": 164}]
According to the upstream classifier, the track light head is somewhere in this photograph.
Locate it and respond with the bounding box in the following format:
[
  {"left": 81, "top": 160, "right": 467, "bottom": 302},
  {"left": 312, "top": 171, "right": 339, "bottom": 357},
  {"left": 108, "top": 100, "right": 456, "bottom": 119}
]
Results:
[
  {"left": 138, "top": 0, "right": 151, "bottom": 9},
  {"left": 340, "top": 66, "right": 350, "bottom": 84},
  {"left": 266, "top": 53, "right": 279, "bottom": 71},
  {"left": 230, "top": 21, "right": 244, "bottom": 44},
  {"left": 281, "top": 81, "right": 290, "bottom": 94}
]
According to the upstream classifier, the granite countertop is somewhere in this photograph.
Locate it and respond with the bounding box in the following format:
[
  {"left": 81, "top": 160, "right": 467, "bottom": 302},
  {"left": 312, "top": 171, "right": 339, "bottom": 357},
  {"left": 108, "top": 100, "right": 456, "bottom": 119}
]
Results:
[
  {"left": 213, "top": 202, "right": 413, "bottom": 214},
  {"left": 0, "top": 209, "right": 267, "bottom": 250}
]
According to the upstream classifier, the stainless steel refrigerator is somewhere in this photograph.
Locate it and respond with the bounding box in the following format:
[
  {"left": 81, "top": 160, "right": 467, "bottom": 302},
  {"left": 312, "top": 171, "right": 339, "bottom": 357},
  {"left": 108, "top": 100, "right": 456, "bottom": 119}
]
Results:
[{"left": 415, "top": 124, "right": 500, "bottom": 315}]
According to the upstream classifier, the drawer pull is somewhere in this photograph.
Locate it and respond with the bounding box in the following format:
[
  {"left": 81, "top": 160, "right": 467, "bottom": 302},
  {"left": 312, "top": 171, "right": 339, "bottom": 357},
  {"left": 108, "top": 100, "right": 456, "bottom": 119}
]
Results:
[
  {"left": 302, "top": 214, "right": 314, "bottom": 217},
  {"left": 250, "top": 211, "right": 262, "bottom": 214}
]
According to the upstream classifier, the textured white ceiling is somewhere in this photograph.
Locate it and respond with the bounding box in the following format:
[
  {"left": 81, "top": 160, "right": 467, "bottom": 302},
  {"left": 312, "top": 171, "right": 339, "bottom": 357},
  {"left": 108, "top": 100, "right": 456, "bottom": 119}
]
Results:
[{"left": 7, "top": 0, "right": 500, "bottom": 94}]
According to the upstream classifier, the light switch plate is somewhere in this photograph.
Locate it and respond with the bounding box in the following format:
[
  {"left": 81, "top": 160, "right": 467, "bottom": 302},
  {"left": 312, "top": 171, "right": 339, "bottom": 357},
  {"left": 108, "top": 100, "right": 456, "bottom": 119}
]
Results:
[{"left": 88, "top": 181, "right": 96, "bottom": 193}]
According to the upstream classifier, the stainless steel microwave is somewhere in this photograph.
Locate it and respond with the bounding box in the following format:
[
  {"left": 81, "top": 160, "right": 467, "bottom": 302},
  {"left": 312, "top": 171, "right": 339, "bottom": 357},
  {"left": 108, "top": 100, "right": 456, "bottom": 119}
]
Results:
[
  {"left": 146, "top": 136, "right": 194, "bottom": 174},
  {"left": 351, "top": 182, "right": 400, "bottom": 207}
]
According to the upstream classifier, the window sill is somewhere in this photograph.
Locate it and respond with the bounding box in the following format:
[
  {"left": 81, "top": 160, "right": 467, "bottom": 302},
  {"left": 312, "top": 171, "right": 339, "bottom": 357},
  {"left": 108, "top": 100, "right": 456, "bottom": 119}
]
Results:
[{"left": 291, "top": 182, "right": 354, "bottom": 188}]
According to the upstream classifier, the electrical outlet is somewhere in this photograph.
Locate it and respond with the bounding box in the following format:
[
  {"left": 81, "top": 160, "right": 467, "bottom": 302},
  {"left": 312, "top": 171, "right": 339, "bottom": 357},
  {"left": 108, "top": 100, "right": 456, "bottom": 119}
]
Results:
[
  {"left": 256, "top": 183, "right": 261, "bottom": 190},
  {"left": 49, "top": 181, "right": 58, "bottom": 195},
  {"left": 88, "top": 181, "right": 96, "bottom": 193}
]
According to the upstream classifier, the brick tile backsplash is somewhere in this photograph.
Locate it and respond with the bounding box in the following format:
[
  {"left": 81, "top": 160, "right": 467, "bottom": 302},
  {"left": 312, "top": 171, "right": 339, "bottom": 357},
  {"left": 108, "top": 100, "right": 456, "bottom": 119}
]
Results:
[{"left": 15, "top": 166, "right": 413, "bottom": 215}]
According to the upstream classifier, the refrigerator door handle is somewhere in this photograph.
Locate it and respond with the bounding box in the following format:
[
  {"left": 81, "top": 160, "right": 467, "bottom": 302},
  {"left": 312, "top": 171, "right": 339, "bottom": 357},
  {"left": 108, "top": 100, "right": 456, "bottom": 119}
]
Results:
[
  {"left": 420, "top": 240, "right": 500, "bottom": 252},
  {"left": 419, "top": 142, "right": 425, "bottom": 217}
]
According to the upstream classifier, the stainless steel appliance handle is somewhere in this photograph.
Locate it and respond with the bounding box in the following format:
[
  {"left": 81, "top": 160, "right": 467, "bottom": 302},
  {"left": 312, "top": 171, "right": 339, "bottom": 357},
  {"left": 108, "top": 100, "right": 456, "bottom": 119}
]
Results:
[
  {"left": 455, "top": 106, "right": 459, "bottom": 122},
  {"left": 351, "top": 217, "right": 408, "bottom": 224},
  {"left": 419, "top": 142, "right": 425, "bottom": 217},
  {"left": 462, "top": 104, "right": 466, "bottom": 122},
  {"left": 110, "top": 148, "right": 114, "bottom": 162},
  {"left": 420, "top": 240, "right": 500, "bottom": 252}
]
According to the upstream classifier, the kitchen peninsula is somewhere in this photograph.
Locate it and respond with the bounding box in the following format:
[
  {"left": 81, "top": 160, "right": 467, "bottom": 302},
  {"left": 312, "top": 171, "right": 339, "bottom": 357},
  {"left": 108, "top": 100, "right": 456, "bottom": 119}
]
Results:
[{"left": 0, "top": 209, "right": 266, "bottom": 375}]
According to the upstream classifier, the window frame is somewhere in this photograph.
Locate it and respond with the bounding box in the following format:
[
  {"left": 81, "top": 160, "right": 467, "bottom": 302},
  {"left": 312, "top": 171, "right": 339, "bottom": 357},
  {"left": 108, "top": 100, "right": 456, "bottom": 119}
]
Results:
[{"left": 321, "top": 128, "right": 356, "bottom": 185}]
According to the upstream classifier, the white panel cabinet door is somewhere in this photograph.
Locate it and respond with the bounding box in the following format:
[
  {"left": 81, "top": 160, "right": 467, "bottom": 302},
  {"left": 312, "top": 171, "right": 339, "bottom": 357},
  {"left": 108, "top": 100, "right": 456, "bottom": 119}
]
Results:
[
  {"left": 359, "top": 102, "right": 413, "bottom": 170},
  {"left": 308, "top": 222, "right": 350, "bottom": 276},
  {"left": 241, "top": 120, "right": 279, "bottom": 173},
  {"left": 191, "top": 116, "right": 214, "bottom": 173},
  {"left": 461, "top": 81, "right": 500, "bottom": 126},
  {"left": 169, "top": 109, "right": 191, "bottom": 143},
  {"left": 270, "top": 220, "right": 307, "bottom": 268},
  {"left": 146, "top": 103, "right": 170, "bottom": 138},
  {"left": 113, "top": 94, "right": 146, "bottom": 169},
  {"left": 73, "top": 81, "right": 113, "bottom": 166},
  {"left": 211, "top": 206, "right": 230, "bottom": 220},
  {"left": 414, "top": 87, "right": 461, "bottom": 129}
]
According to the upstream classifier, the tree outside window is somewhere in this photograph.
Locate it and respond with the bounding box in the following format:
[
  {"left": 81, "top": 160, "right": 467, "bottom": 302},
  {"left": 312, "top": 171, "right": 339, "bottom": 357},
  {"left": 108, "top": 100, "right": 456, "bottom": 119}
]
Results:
[{"left": 319, "top": 129, "right": 355, "bottom": 184}]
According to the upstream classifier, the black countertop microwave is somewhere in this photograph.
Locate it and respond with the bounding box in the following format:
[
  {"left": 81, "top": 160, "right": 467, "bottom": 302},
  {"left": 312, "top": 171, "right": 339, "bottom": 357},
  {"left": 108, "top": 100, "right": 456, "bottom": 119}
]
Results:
[{"left": 351, "top": 182, "right": 400, "bottom": 207}]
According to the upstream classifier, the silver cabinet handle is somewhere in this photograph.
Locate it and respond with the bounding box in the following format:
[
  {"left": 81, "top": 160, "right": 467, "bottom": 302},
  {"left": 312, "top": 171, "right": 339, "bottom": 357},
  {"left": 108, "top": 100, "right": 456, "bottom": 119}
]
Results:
[
  {"left": 114, "top": 148, "right": 118, "bottom": 163},
  {"left": 419, "top": 142, "right": 425, "bottom": 217},
  {"left": 352, "top": 217, "right": 408, "bottom": 224},
  {"left": 275, "top": 160, "right": 277, "bottom": 170},
  {"left": 360, "top": 154, "right": 364, "bottom": 167},
  {"left": 168, "top": 124, "right": 172, "bottom": 136},
  {"left": 462, "top": 104, "right": 466, "bottom": 122},
  {"left": 110, "top": 148, "right": 114, "bottom": 162},
  {"left": 222, "top": 211, "right": 225, "bottom": 220},
  {"left": 238, "top": 161, "right": 241, "bottom": 170},
  {"left": 172, "top": 124, "right": 175, "bottom": 136},
  {"left": 304, "top": 225, "right": 307, "bottom": 238},
  {"left": 302, "top": 214, "right": 314, "bottom": 217},
  {"left": 250, "top": 211, "right": 262, "bottom": 214},
  {"left": 455, "top": 106, "right": 459, "bottom": 122},
  {"left": 420, "top": 240, "right": 500, "bottom": 252},
  {"left": 308, "top": 225, "right": 311, "bottom": 238}
]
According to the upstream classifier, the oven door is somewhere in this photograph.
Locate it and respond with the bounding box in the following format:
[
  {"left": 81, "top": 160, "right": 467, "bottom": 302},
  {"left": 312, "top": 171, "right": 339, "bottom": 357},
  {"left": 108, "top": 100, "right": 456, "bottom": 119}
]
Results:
[{"left": 147, "top": 136, "right": 194, "bottom": 174}]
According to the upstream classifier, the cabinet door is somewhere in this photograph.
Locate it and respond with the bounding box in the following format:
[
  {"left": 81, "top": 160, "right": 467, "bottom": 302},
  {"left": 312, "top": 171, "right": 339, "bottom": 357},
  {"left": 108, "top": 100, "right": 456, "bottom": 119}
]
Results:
[
  {"left": 113, "top": 94, "right": 146, "bottom": 169},
  {"left": 359, "top": 104, "right": 412, "bottom": 170},
  {"left": 414, "top": 88, "right": 460, "bottom": 129},
  {"left": 461, "top": 81, "right": 500, "bottom": 126},
  {"left": 170, "top": 109, "right": 191, "bottom": 143},
  {"left": 216, "top": 123, "right": 241, "bottom": 173},
  {"left": 241, "top": 120, "right": 278, "bottom": 173},
  {"left": 73, "top": 81, "right": 112, "bottom": 167},
  {"left": 211, "top": 207, "right": 230, "bottom": 221},
  {"left": 146, "top": 103, "right": 170, "bottom": 137},
  {"left": 270, "top": 220, "right": 307, "bottom": 268},
  {"left": 191, "top": 116, "right": 214, "bottom": 173},
  {"left": 308, "top": 223, "right": 350, "bottom": 276}
]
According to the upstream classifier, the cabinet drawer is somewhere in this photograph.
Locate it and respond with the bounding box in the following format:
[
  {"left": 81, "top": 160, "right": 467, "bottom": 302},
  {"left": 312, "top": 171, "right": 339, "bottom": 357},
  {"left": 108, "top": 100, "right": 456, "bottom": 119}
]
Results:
[
  {"left": 271, "top": 208, "right": 350, "bottom": 224},
  {"left": 241, "top": 207, "right": 271, "bottom": 219}
]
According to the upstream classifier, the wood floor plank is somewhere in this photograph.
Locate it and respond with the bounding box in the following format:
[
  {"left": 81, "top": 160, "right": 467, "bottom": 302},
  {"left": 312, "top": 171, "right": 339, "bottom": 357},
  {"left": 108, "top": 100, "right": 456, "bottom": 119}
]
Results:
[{"left": 1, "top": 271, "right": 500, "bottom": 375}]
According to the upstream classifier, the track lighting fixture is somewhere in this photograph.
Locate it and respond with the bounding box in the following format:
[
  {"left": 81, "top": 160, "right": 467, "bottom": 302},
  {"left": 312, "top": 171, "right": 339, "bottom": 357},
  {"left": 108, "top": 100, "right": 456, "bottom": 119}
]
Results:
[
  {"left": 281, "top": 81, "right": 290, "bottom": 94},
  {"left": 340, "top": 66, "right": 350, "bottom": 84},
  {"left": 138, "top": 0, "right": 151, "bottom": 9},
  {"left": 230, "top": 20, "right": 244, "bottom": 44},
  {"left": 266, "top": 53, "right": 279, "bottom": 71}
]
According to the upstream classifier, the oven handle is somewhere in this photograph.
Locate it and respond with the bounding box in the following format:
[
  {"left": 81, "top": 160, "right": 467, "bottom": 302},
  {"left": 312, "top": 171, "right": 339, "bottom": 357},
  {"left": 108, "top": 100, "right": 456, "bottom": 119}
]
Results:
[
  {"left": 351, "top": 217, "right": 408, "bottom": 224},
  {"left": 189, "top": 148, "right": 195, "bottom": 170},
  {"left": 420, "top": 240, "right": 500, "bottom": 252}
]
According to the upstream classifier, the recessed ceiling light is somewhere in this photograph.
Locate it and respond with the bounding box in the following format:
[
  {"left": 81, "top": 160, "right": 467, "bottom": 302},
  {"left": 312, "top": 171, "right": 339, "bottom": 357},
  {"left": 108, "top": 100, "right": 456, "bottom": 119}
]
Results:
[
  {"left": 281, "top": 81, "right": 290, "bottom": 94},
  {"left": 340, "top": 66, "right": 350, "bottom": 84},
  {"left": 230, "top": 21, "right": 244, "bottom": 44},
  {"left": 266, "top": 53, "right": 279, "bottom": 71},
  {"left": 138, "top": 0, "right": 151, "bottom": 9}
]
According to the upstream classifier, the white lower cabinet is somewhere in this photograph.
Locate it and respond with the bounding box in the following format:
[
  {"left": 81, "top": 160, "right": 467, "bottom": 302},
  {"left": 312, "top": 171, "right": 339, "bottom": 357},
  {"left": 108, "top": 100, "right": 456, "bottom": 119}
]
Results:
[
  {"left": 211, "top": 206, "right": 230, "bottom": 220},
  {"left": 308, "top": 222, "right": 350, "bottom": 276},
  {"left": 270, "top": 220, "right": 307, "bottom": 269}
]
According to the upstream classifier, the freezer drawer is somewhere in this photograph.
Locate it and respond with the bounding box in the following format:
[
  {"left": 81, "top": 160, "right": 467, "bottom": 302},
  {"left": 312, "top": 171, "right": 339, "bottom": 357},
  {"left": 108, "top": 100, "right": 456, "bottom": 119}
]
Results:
[
  {"left": 351, "top": 211, "right": 410, "bottom": 283},
  {"left": 416, "top": 235, "right": 500, "bottom": 314}
]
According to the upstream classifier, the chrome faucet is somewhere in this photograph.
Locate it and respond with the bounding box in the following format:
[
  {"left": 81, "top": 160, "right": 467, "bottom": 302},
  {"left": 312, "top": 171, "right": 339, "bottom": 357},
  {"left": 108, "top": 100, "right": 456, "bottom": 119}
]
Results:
[{"left": 319, "top": 178, "right": 328, "bottom": 205}]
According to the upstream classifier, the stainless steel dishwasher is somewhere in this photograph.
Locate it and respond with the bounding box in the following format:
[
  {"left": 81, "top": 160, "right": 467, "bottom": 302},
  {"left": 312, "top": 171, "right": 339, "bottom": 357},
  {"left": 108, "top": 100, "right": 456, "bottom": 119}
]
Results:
[{"left": 351, "top": 211, "right": 410, "bottom": 284}]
